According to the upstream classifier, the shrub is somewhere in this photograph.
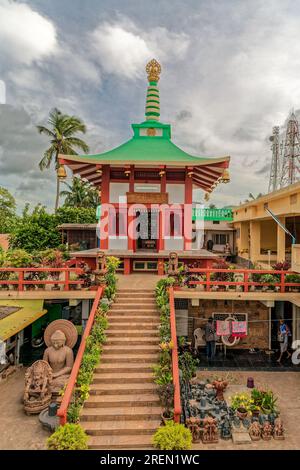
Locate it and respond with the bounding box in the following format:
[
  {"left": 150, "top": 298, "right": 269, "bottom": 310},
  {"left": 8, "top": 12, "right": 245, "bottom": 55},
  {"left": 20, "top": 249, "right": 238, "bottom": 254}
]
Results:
[
  {"left": 47, "top": 424, "right": 88, "bottom": 450},
  {"left": 152, "top": 422, "right": 192, "bottom": 450}
]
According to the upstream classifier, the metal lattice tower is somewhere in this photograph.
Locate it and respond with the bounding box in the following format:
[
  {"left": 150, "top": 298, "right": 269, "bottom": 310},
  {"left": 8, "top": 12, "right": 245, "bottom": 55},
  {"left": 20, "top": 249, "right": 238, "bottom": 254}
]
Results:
[
  {"left": 280, "top": 112, "right": 300, "bottom": 188},
  {"left": 268, "top": 126, "right": 281, "bottom": 192}
]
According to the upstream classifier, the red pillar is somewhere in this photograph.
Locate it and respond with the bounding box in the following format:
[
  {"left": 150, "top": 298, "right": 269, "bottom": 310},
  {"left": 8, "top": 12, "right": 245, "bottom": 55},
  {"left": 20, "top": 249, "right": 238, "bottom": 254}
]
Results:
[
  {"left": 184, "top": 170, "right": 193, "bottom": 250},
  {"left": 100, "top": 165, "right": 110, "bottom": 250},
  {"left": 159, "top": 169, "right": 166, "bottom": 252}
]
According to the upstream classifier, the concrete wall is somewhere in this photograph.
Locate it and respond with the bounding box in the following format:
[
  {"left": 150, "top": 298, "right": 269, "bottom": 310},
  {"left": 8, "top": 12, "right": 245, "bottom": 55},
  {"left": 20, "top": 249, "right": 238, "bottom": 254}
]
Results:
[{"left": 188, "top": 299, "right": 269, "bottom": 349}]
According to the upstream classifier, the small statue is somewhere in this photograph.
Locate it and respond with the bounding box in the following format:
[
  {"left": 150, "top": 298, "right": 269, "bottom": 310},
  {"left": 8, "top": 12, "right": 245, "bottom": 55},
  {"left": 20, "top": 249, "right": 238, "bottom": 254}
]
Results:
[
  {"left": 24, "top": 360, "right": 52, "bottom": 414},
  {"left": 274, "top": 417, "right": 285, "bottom": 440},
  {"left": 202, "top": 416, "right": 219, "bottom": 443},
  {"left": 262, "top": 421, "right": 273, "bottom": 441},
  {"left": 186, "top": 417, "right": 202, "bottom": 443},
  {"left": 94, "top": 251, "right": 107, "bottom": 285},
  {"left": 249, "top": 421, "right": 262, "bottom": 441},
  {"left": 212, "top": 378, "right": 228, "bottom": 401},
  {"left": 167, "top": 252, "right": 179, "bottom": 276},
  {"left": 220, "top": 418, "right": 232, "bottom": 440},
  {"left": 43, "top": 320, "right": 78, "bottom": 397}
]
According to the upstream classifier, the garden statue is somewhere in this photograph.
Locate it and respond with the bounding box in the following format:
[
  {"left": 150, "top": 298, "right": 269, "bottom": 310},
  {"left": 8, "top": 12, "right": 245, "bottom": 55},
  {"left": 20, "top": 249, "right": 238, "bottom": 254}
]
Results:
[
  {"left": 94, "top": 251, "right": 107, "bottom": 285},
  {"left": 186, "top": 417, "right": 202, "bottom": 443},
  {"left": 220, "top": 418, "right": 232, "bottom": 440},
  {"left": 202, "top": 416, "right": 219, "bottom": 443},
  {"left": 274, "top": 418, "right": 285, "bottom": 440},
  {"left": 249, "top": 421, "right": 262, "bottom": 441},
  {"left": 212, "top": 378, "right": 228, "bottom": 401},
  {"left": 167, "top": 252, "right": 179, "bottom": 276},
  {"left": 43, "top": 319, "right": 78, "bottom": 396},
  {"left": 262, "top": 421, "right": 273, "bottom": 440},
  {"left": 23, "top": 360, "right": 52, "bottom": 414}
]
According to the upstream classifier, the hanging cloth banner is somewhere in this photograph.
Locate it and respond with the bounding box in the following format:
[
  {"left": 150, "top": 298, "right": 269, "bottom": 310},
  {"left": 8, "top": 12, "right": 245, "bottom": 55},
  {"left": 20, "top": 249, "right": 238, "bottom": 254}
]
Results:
[
  {"left": 232, "top": 321, "right": 247, "bottom": 338},
  {"left": 216, "top": 320, "right": 231, "bottom": 336}
]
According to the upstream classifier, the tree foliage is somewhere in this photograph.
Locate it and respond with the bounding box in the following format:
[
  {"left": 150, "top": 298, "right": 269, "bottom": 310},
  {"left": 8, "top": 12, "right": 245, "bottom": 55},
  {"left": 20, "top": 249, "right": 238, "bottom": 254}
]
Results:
[
  {"left": 0, "top": 186, "right": 18, "bottom": 233},
  {"left": 60, "top": 177, "right": 99, "bottom": 209},
  {"left": 9, "top": 204, "right": 96, "bottom": 251},
  {"left": 37, "top": 108, "right": 90, "bottom": 211}
]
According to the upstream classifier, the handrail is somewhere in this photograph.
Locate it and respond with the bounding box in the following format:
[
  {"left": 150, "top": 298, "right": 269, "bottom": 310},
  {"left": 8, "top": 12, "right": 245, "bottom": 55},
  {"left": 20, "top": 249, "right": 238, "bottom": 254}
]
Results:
[
  {"left": 169, "top": 286, "right": 182, "bottom": 423},
  {"left": 187, "top": 268, "right": 300, "bottom": 293},
  {"left": 57, "top": 286, "right": 104, "bottom": 425},
  {"left": 0, "top": 267, "right": 83, "bottom": 291}
]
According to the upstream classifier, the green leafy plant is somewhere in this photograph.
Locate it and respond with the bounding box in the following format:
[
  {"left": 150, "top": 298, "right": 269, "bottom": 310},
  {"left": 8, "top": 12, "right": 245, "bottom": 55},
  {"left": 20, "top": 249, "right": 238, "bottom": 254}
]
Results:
[
  {"left": 152, "top": 422, "right": 192, "bottom": 450},
  {"left": 47, "top": 424, "right": 88, "bottom": 450},
  {"left": 179, "top": 351, "right": 199, "bottom": 382}
]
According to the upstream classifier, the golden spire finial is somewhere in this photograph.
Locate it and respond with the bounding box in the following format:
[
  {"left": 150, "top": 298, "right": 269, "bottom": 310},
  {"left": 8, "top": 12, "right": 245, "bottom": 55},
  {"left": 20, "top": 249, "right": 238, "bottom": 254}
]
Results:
[{"left": 146, "top": 59, "right": 161, "bottom": 83}]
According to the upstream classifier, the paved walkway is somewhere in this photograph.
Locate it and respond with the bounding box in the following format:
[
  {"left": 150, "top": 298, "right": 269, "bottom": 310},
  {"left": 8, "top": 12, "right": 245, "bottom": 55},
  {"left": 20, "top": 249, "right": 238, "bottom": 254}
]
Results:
[
  {"left": 193, "top": 371, "right": 300, "bottom": 450},
  {"left": 0, "top": 369, "right": 48, "bottom": 449}
]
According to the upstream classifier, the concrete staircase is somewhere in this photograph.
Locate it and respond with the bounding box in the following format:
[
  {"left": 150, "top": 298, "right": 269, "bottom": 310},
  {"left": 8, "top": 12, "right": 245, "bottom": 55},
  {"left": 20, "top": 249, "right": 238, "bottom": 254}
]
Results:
[{"left": 80, "top": 288, "right": 162, "bottom": 450}]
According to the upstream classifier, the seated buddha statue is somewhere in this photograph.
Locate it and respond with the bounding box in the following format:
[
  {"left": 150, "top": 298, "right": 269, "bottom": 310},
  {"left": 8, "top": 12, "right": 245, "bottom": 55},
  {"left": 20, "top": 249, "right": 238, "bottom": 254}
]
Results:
[{"left": 43, "top": 330, "right": 74, "bottom": 395}]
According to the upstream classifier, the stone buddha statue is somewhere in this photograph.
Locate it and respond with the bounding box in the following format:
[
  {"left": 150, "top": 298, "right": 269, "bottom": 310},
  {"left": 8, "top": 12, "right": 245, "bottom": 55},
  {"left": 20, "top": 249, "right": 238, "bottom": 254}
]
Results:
[{"left": 43, "top": 320, "right": 78, "bottom": 396}]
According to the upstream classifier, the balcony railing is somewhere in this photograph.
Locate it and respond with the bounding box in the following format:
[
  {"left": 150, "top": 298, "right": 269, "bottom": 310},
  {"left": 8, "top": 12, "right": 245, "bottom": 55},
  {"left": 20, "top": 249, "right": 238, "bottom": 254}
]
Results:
[
  {"left": 0, "top": 267, "right": 84, "bottom": 291},
  {"left": 187, "top": 268, "right": 300, "bottom": 292}
]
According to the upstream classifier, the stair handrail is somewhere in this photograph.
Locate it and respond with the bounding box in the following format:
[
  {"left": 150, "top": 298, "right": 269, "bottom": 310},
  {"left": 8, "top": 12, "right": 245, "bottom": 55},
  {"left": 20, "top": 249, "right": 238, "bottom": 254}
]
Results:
[
  {"left": 57, "top": 286, "right": 104, "bottom": 425},
  {"left": 169, "top": 286, "right": 182, "bottom": 423}
]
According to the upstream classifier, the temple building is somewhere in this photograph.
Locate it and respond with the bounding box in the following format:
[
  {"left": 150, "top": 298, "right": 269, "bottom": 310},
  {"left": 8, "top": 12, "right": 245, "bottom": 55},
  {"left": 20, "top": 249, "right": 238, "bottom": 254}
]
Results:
[{"left": 58, "top": 60, "right": 231, "bottom": 274}]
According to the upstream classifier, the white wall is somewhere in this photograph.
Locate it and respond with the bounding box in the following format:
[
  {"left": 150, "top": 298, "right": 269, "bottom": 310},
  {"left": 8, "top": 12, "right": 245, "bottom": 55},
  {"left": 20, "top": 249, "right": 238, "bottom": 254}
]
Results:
[
  {"left": 165, "top": 237, "right": 184, "bottom": 250},
  {"left": 134, "top": 183, "right": 160, "bottom": 193},
  {"left": 166, "top": 184, "right": 184, "bottom": 203},
  {"left": 110, "top": 182, "right": 129, "bottom": 203},
  {"left": 109, "top": 237, "right": 128, "bottom": 250}
]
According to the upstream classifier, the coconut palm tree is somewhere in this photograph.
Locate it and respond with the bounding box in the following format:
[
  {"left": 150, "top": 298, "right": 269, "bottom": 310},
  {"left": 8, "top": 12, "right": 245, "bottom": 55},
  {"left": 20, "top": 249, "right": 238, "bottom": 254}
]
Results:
[
  {"left": 37, "top": 108, "right": 89, "bottom": 212},
  {"left": 60, "top": 176, "right": 100, "bottom": 209}
]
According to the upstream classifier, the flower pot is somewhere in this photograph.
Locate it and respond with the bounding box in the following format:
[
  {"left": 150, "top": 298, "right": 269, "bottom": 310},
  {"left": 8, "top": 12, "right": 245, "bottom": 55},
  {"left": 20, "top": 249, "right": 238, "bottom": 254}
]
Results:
[
  {"left": 237, "top": 407, "right": 248, "bottom": 419},
  {"left": 161, "top": 412, "right": 174, "bottom": 425},
  {"left": 251, "top": 409, "right": 260, "bottom": 418}
]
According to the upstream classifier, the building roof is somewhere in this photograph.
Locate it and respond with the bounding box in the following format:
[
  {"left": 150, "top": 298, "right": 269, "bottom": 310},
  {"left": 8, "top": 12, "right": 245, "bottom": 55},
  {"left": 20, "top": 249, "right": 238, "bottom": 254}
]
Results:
[
  {"left": 0, "top": 300, "right": 47, "bottom": 341},
  {"left": 58, "top": 224, "right": 97, "bottom": 230},
  {"left": 59, "top": 59, "right": 230, "bottom": 194}
]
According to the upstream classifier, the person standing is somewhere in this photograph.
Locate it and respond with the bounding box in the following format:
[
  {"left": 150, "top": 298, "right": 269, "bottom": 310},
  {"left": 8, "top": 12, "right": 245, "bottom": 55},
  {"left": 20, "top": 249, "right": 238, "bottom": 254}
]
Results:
[
  {"left": 277, "top": 319, "right": 291, "bottom": 364},
  {"left": 205, "top": 317, "right": 216, "bottom": 360}
]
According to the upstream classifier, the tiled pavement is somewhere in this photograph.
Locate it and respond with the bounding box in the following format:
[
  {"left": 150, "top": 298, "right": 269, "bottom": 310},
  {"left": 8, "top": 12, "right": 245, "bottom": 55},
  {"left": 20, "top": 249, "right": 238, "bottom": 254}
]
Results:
[{"left": 193, "top": 371, "right": 300, "bottom": 450}]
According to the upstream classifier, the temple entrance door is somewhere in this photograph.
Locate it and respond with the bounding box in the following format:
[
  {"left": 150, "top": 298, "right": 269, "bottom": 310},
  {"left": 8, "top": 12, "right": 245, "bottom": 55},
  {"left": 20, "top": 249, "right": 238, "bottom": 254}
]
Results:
[{"left": 135, "top": 209, "right": 158, "bottom": 252}]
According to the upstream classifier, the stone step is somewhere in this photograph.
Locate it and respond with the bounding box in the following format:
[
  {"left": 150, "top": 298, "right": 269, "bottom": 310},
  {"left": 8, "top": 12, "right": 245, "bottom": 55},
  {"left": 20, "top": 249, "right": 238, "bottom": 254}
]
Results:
[
  {"left": 87, "top": 435, "right": 155, "bottom": 450},
  {"left": 114, "top": 298, "right": 156, "bottom": 303},
  {"left": 89, "top": 382, "right": 157, "bottom": 394},
  {"left": 84, "top": 394, "right": 160, "bottom": 408},
  {"left": 117, "top": 289, "right": 154, "bottom": 293},
  {"left": 116, "top": 293, "right": 155, "bottom": 299},
  {"left": 82, "top": 419, "right": 160, "bottom": 436},
  {"left": 80, "top": 406, "right": 162, "bottom": 422},
  {"left": 100, "top": 354, "right": 158, "bottom": 363},
  {"left": 106, "top": 338, "right": 158, "bottom": 346},
  {"left": 92, "top": 372, "right": 154, "bottom": 384},
  {"left": 109, "top": 311, "right": 159, "bottom": 317},
  {"left": 108, "top": 316, "right": 160, "bottom": 323},
  {"left": 112, "top": 301, "right": 156, "bottom": 307},
  {"left": 106, "top": 330, "right": 159, "bottom": 337},
  {"left": 95, "top": 362, "right": 154, "bottom": 372},
  {"left": 102, "top": 345, "right": 158, "bottom": 354},
  {"left": 110, "top": 306, "right": 158, "bottom": 313},
  {"left": 108, "top": 322, "right": 159, "bottom": 330}
]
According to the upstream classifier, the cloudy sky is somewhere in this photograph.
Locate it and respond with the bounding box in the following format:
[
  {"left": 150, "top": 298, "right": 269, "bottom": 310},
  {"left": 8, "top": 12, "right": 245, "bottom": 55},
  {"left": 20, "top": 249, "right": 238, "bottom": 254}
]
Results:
[{"left": 1, "top": 0, "right": 300, "bottom": 211}]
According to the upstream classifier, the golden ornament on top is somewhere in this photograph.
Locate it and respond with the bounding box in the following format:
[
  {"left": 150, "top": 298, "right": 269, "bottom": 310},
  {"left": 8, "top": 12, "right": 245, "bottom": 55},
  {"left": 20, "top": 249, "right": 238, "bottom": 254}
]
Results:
[{"left": 146, "top": 59, "right": 161, "bottom": 82}]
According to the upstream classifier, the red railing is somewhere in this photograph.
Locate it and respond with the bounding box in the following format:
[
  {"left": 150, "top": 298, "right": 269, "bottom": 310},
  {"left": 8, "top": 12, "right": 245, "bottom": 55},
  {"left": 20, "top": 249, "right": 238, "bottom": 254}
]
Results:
[
  {"left": 0, "top": 267, "right": 83, "bottom": 291},
  {"left": 57, "top": 286, "right": 104, "bottom": 425},
  {"left": 169, "top": 286, "right": 182, "bottom": 423},
  {"left": 187, "top": 268, "right": 300, "bottom": 293}
]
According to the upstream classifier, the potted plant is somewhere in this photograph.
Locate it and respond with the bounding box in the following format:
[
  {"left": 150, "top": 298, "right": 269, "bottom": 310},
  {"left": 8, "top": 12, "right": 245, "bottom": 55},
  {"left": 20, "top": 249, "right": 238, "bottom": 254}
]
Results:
[
  {"left": 157, "top": 382, "right": 175, "bottom": 424},
  {"left": 152, "top": 422, "right": 192, "bottom": 450},
  {"left": 260, "top": 274, "right": 276, "bottom": 291},
  {"left": 211, "top": 260, "right": 231, "bottom": 291},
  {"left": 285, "top": 273, "right": 300, "bottom": 292},
  {"left": 230, "top": 392, "right": 252, "bottom": 419},
  {"left": 179, "top": 351, "right": 199, "bottom": 382},
  {"left": 47, "top": 423, "right": 88, "bottom": 450}
]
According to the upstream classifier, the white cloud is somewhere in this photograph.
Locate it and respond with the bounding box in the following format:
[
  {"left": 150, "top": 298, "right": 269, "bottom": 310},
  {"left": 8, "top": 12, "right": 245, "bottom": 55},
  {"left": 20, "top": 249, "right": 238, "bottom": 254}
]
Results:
[
  {"left": 90, "top": 18, "right": 190, "bottom": 79},
  {"left": 0, "top": 0, "right": 58, "bottom": 65}
]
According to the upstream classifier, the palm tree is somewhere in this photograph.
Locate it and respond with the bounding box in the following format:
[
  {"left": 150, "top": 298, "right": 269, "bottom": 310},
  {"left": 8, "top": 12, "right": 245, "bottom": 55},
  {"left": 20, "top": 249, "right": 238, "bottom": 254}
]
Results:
[
  {"left": 60, "top": 176, "right": 100, "bottom": 209},
  {"left": 37, "top": 108, "right": 89, "bottom": 212}
]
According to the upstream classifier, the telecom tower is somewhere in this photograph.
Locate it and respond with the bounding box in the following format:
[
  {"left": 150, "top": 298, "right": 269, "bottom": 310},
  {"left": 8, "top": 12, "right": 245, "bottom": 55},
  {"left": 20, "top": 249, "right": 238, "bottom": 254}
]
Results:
[
  {"left": 280, "top": 112, "right": 300, "bottom": 188},
  {"left": 268, "top": 126, "right": 281, "bottom": 192}
]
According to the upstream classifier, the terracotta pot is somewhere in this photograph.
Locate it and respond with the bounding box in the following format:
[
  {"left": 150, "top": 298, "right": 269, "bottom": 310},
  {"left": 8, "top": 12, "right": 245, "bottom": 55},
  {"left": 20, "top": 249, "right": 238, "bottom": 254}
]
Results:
[
  {"left": 237, "top": 407, "right": 248, "bottom": 419},
  {"left": 251, "top": 409, "right": 260, "bottom": 418},
  {"left": 161, "top": 412, "right": 174, "bottom": 425}
]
